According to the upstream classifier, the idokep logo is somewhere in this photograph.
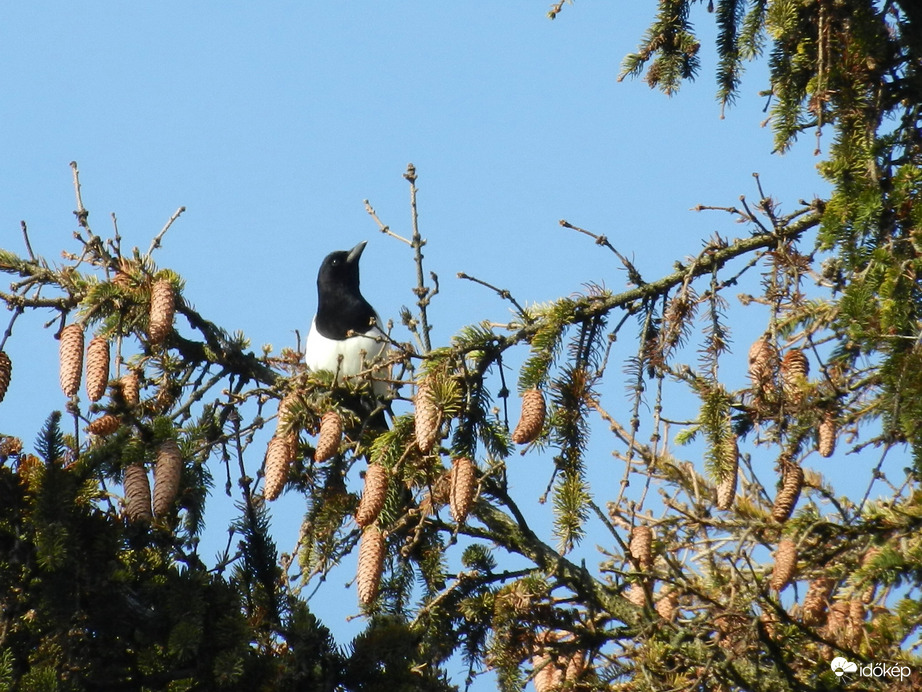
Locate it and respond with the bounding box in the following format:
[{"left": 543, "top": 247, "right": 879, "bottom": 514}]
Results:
[{"left": 830, "top": 656, "right": 912, "bottom": 682}]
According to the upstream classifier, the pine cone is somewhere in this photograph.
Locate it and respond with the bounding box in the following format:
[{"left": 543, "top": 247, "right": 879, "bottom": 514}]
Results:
[
  {"left": 0, "top": 351, "right": 11, "bottom": 403},
  {"left": 770, "top": 538, "right": 797, "bottom": 591},
  {"left": 846, "top": 600, "right": 865, "bottom": 644},
  {"left": 87, "top": 414, "right": 120, "bottom": 437},
  {"left": 532, "top": 653, "right": 564, "bottom": 692},
  {"left": 315, "top": 411, "right": 343, "bottom": 463},
  {"left": 826, "top": 601, "right": 849, "bottom": 639},
  {"left": 716, "top": 435, "right": 739, "bottom": 511},
  {"left": 449, "top": 456, "right": 476, "bottom": 523},
  {"left": 512, "top": 388, "right": 546, "bottom": 444},
  {"left": 803, "top": 577, "right": 835, "bottom": 626},
  {"left": 59, "top": 323, "right": 85, "bottom": 397},
  {"left": 625, "top": 583, "right": 647, "bottom": 607},
  {"left": 148, "top": 279, "right": 176, "bottom": 345},
  {"left": 85, "top": 336, "right": 110, "bottom": 403},
  {"left": 152, "top": 439, "right": 182, "bottom": 517},
  {"left": 655, "top": 587, "right": 678, "bottom": 621},
  {"left": 263, "top": 434, "right": 294, "bottom": 501},
  {"left": 771, "top": 462, "right": 804, "bottom": 523},
  {"left": 276, "top": 391, "right": 299, "bottom": 436},
  {"left": 119, "top": 372, "right": 140, "bottom": 406},
  {"left": 414, "top": 379, "right": 440, "bottom": 453},
  {"left": 748, "top": 337, "right": 777, "bottom": 392},
  {"left": 630, "top": 525, "right": 653, "bottom": 570},
  {"left": 818, "top": 410, "right": 836, "bottom": 458},
  {"left": 355, "top": 463, "right": 388, "bottom": 527},
  {"left": 780, "top": 348, "right": 809, "bottom": 402},
  {"left": 356, "top": 524, "right": 385, "bottom": 606},
  {"left": 123, "top": 463, "right": 152, "bottom": 522}
]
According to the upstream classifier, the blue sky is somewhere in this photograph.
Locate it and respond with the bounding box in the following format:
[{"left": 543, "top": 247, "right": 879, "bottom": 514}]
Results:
[{"left": 1, "top": 2, "right": 881, "bottom": 688}]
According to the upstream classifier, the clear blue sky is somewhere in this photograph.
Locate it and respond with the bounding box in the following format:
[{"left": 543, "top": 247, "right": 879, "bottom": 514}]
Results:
[{"left": 1, "top": 3, "right": 869, "bottom": 688}]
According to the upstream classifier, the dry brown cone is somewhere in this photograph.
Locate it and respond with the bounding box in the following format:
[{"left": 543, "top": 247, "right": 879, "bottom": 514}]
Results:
[
  {"left": 630, "top": 525, "right": 654, "bottom": 571},
  {"left": 355, "top": 463, "right": 388, "bottom": 527},
  {"left": 356, "top": 524, "right": 385, "bottom": 606},
  {"left": 826, "top": 600, "right": 849, "bottom": 640},
  {"left": 771, "top": 538, "right": 797, "bottom": 591},
  {"left": 87, "top": 414, "right": 120, "bottom": 437},
  {"left": 748, "top": 337, "right": 777, "bottom": 392},
  {"left": 148, "top": 279, "right": 176, "bottom": 345},
  {"left": 512, "top": 388, "right": 546, "bottom": 444},
  {"left": 59, "top": 323, "right": 85, "bottom": 397},
  {"left": 84, "top": 336, "right": 110, "bottom": 402},
  {"left": 414, "top": 379, "right": 440, "bottom": 453},
  {"left": 655, "top": 587, "right": 679, "bottom": 621},
  {"left": 780, "top": 348, "right": 809, "bottom": 403},
  {"left": 0, "top": 351, "right": 11, "bottom": 403},
  {"left": 716, "top": 435, "right": 739, "bottom": 511},
  {"left": 263, "top": 434, "right": 294, "bottom": 501},
  {"left": 625, "top": 582, "right": 647, "bottom": 607},
  {"left": 449, "top": 456, "right": 477, "bottom": 523},
  {"left": 119, "top": 372, "right": 140, "bottom": 407},
  {"left": 847, "top": 599, "right": 866, "bottom": 639},
  {"left": 771, "top": 462, "right": 804, "bottom": 523},
  {"left": 532, "top": 653, "right": 564, "bottom": 692},
  {"left": 152, "top": 439, "right": 182, "bottom": 517},
  {"left": 314, "top": 411, "right": 343, "bottom": 462},
  {"left": 123, "top": 463, "right": 152, "bottom": 522},
  {"left": 818, "top": 410, "right": 836, "bottom": 458},
  {"left": 802, "top": 577, "right": 836, "bottom": 626},
  {"left": 276, "top": 391, "right": 299, "bottom": 435}
]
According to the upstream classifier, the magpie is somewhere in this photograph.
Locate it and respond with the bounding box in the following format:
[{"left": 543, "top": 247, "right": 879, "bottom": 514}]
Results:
[{"left": 304, "top": 241, "right": 388, "bottom": 397}]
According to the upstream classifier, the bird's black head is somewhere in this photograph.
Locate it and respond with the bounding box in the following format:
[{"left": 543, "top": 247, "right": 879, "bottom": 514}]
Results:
[
  {"left": 317, "top": 241, "right": 367, "bottom": 295},
  {"left": 315, "top": 241, "right": 378, "bottom": 338}
]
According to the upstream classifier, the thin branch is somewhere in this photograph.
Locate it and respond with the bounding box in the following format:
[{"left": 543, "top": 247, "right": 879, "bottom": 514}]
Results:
[
  {"left": 457, "top": 272, "right": 529, "bottom": 320},
  {"left": 146, "top": 206, "right": 186, "bottom": 259}
]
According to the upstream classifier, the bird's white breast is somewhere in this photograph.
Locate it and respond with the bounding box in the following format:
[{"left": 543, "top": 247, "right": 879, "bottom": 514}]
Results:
[{"left": 305, "top": 318, "right": 388, "bottom": 391}]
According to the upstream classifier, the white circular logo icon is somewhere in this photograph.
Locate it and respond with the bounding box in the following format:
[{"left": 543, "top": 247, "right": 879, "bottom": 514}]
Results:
[{"left": 830, "top": 657, "right": 858, "bottom": 677}]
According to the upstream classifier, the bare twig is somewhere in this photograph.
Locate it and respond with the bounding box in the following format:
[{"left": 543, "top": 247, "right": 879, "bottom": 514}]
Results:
[
  {"left": 405, "top": 164, "right": 434, "bottom": 352},
  {"left": 20, "top": 221, "right": 35, "bottom": 261},
  {"left": 560, "top": 219, "right": 645, "bottom": 286},
  {"left": 364, "top": 199, "right": 411, "bottom": 245},
  {"left": 457, "top": 272, "right": 529, "bottom": 320},
  {"left": 146, "top": 206, "right": 186, "bottom": 259},
  {"left": 70, "top": 161, "right": 89, "bottom": 229}
]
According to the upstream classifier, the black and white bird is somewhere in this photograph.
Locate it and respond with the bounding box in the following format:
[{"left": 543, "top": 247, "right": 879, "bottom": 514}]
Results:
[{"left": 304, "top": 241, "right": 388, "bottom": 396}]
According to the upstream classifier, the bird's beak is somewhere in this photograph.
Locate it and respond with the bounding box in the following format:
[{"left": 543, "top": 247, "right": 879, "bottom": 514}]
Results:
[{"left": 346, "top": 241, "right": 367, "bottom": 264}]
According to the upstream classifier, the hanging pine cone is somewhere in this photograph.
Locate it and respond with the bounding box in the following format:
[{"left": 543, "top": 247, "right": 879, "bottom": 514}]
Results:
[
  {"left": 356, "top": 524, "right": 385, "bottom": 606},
  {"left": 531, "top": 653, "right": 564, "bottom": 692},
  {"left": 826, "top": 600, "right": 849, "bottom": 640},
  {"left": 625, "top": 582, "right": 647, "bottom": 607},
  {"left": 748, "top": 337, "right": 777, "bottom": 393},
  {"left": 449, "top": 456, "right": 476, "bottom": 523},
  {"left": 846, "top": 600, "right": 865, "bottom": 645},
  {"left": 87, "top": 414, "right": 120, "bottom": 437},
  {"left": 355, "top": 463, "right": 388, "bottom": 527},
  {"left": 314, "top": 411, "right": 343, "bottom": 462},
  {"left": 655, "top": 587, "right": 679, "bottom": 621},
  {"left": 276, "top": 391, "right": 299, "bottom": 436},
  {"left": 716, "top": 435, "right": 739, "bottom": 511},
  {"left": 770, "top": 538, "right": 797, "bottom": 591},
  {"left": 263, "top": 434, "right": 293, "bottom": 501},
  {"left": 84, "top": 336, "right": 110, "bottom": 402},
  {"left": 630, "top": 525, "right": 653, "bottom": 570},
  {"left": 119, "top": 372, "right": 140, "bottom": 406},
  {"left": 0, "top": 351, "right": 11, "bottom": 403},
  {"left": 59, "top": 323, "right": 84, "bottom": 397},
  {"left": 123, "top": 463, "right": 152, "bottom": 522},
  {"left": 512, "top": 388, "right": 546, "bottom": 444},
  {"left": 802, "top": 577, "right": 836, "bottom": 626},
  {"left": 780, "top": 348, "right": 809, "bottom": 403},
  {"left": 414, "top": 379, "right": 440, "bottom": 453},
  {"left": 818, "top": 410, "right": 836, "bottom": 458},
  {"left": 771, "top": 462, "right": 804, "bottom": 523},
  {"left": 152, "top": 439, "right": 182, "bottom": 517},
  {"left": 148, "top": 279, "right": 176, "bottom": 345}
]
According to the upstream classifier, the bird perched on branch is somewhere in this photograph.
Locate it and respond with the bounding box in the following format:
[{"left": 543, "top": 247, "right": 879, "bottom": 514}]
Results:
[{"left": 305, "top": 241, "right": 388, "bottom": 398}]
